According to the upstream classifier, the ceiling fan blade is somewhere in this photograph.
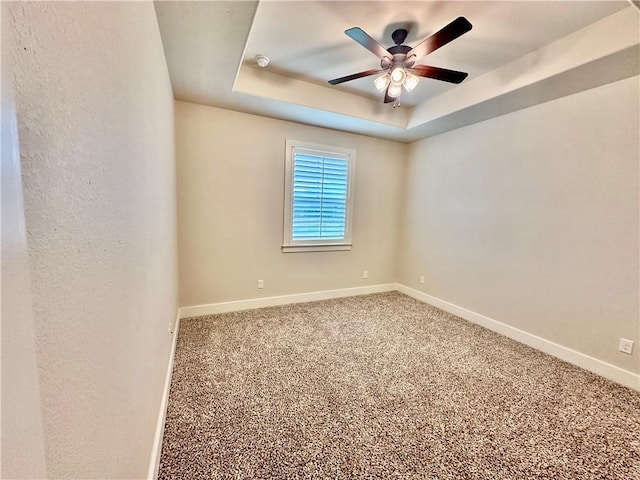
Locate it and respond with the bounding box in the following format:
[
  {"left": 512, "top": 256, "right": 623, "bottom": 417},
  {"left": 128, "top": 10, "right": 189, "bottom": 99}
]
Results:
[
  {"left": 345, "top": 27, "right": 393, "bottom": 60},
  {"left": 328, "top": 69, "right": 383, "bottom": 85},
  {"left": 384, "top": 85, "right": 395, "bottom": 103},
  {"left": 406, "top": 17, "right": 472, "bottom": 62},
  {"left": 408, "top": 65, "right": 468, "bottom": 84}
]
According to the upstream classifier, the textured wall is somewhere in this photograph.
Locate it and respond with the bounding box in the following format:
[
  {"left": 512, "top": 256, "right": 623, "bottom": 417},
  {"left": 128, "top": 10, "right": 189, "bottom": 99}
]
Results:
[
  {"left": 1, "top": 2, "right": 47, "bottom": 476},
  {"left": 176, "top": 101, "right": 406, "bottom": 307},
  {"left": 8, "top": 2, "right": 178, "bottom": 478},
  {"left": 399, "top": 77, "right": 639, "bottom": 374}
]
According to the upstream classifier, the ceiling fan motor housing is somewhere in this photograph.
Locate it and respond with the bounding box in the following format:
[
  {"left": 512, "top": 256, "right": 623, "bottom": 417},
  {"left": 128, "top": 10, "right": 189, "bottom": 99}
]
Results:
[{"left": 381, "top": 49, "right": 414, "bottom": 70}]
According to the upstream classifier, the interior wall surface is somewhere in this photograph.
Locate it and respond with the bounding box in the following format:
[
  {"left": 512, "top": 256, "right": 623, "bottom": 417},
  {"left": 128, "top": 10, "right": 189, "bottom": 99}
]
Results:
[
  {"left": 176, "top": 101, "right": 407, "bottom": 307},
  {"left": 399, "top": 76, "right": 639, "bottom": 375},
  {"left": 1, "top": 2, "right": 47, "bottom": 476},
  {"left": 8, "top": 2, "right": 178, "bottom": 477}
]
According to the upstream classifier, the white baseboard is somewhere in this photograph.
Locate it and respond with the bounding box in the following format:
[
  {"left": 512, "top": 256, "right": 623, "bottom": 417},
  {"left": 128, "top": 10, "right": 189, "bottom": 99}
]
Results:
[
  {"left": 178, "top": 283, "right": 639, "bottom": 391},
  {"left": 178, "top": 283, "right": 396, "bottom": 319},
  {"left": 396, "top": 284, "right": 640, "bottom": 392},
  {"left": 147, "top": 312, "right": 181, "bottom": 480}
]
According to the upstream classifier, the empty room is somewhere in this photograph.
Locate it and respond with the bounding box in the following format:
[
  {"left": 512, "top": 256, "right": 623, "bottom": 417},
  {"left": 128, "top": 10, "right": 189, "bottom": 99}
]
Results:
[{"left": 2, "top": 1, "right": 639, "bottom": 479}]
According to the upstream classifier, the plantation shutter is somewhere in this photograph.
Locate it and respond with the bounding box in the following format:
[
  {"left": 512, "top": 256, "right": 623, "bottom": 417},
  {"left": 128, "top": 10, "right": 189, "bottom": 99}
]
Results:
[{"left": 291, "top": 148, "right": 349, "bottom": 242}]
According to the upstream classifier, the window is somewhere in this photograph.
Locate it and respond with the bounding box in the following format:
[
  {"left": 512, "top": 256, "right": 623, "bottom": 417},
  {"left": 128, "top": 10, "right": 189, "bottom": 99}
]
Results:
[{"left": 283, "top": 140, "right": 355, "bottom": 252}]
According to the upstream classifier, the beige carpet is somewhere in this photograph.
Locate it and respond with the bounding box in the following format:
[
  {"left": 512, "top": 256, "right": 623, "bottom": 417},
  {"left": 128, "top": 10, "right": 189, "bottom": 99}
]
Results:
[{"left": 159, "top": 292, "right": 640, "bottom": 479}]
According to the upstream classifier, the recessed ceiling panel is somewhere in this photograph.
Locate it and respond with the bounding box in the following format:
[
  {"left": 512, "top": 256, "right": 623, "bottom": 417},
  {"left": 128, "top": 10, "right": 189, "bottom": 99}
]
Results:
[
  {"left": 155, "top": 1, "right": 636, "bottom": 141},
  {"left": 244, "top": 1, "right": 629, "bottom": 107}
]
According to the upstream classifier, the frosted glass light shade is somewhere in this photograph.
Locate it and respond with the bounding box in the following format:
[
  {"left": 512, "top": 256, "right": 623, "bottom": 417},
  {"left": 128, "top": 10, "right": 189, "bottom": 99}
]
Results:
[
  {"left": 388, "top": 83, "right": 402, "bottom": 98},
  {"left": 390, "top": 67, "right": 406, "bottom": 85},
  {"left": 374, "top": 74, "right": 390, "bottom": 92},
  {"left": 403, "top": 72, "right": 419, "bottom": 92}
]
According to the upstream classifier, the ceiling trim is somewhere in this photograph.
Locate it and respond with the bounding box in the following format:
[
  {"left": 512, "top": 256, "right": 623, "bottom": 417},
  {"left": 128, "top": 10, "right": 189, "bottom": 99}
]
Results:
[{"left": 233, "top": 66, "right": 410, "bottom": 129}]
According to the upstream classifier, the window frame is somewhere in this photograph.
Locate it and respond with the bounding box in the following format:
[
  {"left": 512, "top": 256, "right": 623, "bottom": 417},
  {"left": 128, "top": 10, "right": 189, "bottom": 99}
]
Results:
[{"left": 282, "top": 139, "right": 355, "bottom": 253}]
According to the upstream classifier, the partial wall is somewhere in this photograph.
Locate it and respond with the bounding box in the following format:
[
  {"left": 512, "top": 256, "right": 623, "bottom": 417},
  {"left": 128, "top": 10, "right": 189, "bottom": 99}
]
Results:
[
  {"left": 399, "top": 77, "right": 639, "bottom": 377},
  {"left": 8, "top": 2, "right": 178, "bottom": 477},
  {"left": 1, "top": 2, "right": 47, "bottom": 475},
  {"left": 176, "top": 102, "right": 407, "bottom": 307}
]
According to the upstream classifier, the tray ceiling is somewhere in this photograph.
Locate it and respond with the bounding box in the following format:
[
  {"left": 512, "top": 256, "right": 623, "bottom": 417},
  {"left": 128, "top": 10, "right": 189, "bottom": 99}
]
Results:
[{"left": 155, "top": 1, "right": 639, "bottom": 142}]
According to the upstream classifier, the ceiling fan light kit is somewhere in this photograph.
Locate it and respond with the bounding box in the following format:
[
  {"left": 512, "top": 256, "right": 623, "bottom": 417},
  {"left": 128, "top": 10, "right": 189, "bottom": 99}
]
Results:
[
  {"left": 390, "top": 66, "right": 407, "bottom": 84},
  {"left": 328, "top": 17, "right": 472, "bottom": 105},
  {"left": 388, "top": 82, "right": 402, "bottom": 99},
  {"left": 374, "top": 73, "right": 390, "bottom": 92},
  {"left": 403, "top": 71, "right": 419, "bottom": 92}
]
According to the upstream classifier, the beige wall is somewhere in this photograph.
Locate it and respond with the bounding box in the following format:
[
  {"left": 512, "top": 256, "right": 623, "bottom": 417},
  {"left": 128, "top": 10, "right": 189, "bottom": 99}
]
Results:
[
  {"left": 399, "top": 76, "right": 639, "bottom": 374},
  {"left": 8, "top": 2, "right": 178, "bottom": 478},
  {"left": 1, "top": 2, "right": 47, "bottom": 475},
  {"left": 176, "top": 101, "right": 406, "bottom": 307}
]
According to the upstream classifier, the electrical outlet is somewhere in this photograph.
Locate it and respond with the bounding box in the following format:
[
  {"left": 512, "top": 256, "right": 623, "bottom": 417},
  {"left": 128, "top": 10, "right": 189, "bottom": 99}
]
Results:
[
  {"left": 363, "top": 270, "right": 368, "bottom": 279},
  {"left": 257, "top": 279, "right": 264, "bottom": 289},
  {"left": 618, "top": 338, "right": 634, "bottom": 355},
  {"left": 419, "top": 275, "right": 425, "bottom": 284}
]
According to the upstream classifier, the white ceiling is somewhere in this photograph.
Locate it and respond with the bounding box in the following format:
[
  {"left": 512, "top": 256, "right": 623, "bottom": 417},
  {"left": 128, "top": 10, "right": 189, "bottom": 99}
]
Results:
[{"left": 154, "top": 1, "right": 639, "bottom": 142}]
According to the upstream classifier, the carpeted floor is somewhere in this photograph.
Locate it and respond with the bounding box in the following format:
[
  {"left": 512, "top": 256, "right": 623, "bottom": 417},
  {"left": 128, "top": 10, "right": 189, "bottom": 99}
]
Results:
[{"left": 159, "top": 292, "right": 640, "bottom": 479}]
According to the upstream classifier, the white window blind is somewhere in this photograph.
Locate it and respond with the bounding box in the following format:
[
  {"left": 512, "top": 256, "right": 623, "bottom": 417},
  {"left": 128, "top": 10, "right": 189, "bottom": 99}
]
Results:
[
  {"left": 283, "top": 140, "right": 355, "bottom": 252},
  {"left": 292, "top": 149, "right": 348, "bottom": 241}
]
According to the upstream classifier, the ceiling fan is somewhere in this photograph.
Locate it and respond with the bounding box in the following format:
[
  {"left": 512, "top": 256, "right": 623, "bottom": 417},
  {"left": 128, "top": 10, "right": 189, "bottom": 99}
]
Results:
[{"left": 328, "top": 17, "right": 472, "bottom": 105}]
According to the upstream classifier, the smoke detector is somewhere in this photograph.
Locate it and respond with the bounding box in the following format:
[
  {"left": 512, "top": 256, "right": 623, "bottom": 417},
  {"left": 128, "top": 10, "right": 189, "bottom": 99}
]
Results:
[{"left": 255, "top": 55, "right": 270, "bottom": 68}]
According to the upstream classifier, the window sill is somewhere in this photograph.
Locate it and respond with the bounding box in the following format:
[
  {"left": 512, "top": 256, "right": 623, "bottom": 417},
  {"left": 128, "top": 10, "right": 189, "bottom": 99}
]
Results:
[{"left": 282, "top": 244, "right": 352, "bottom": 253}]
